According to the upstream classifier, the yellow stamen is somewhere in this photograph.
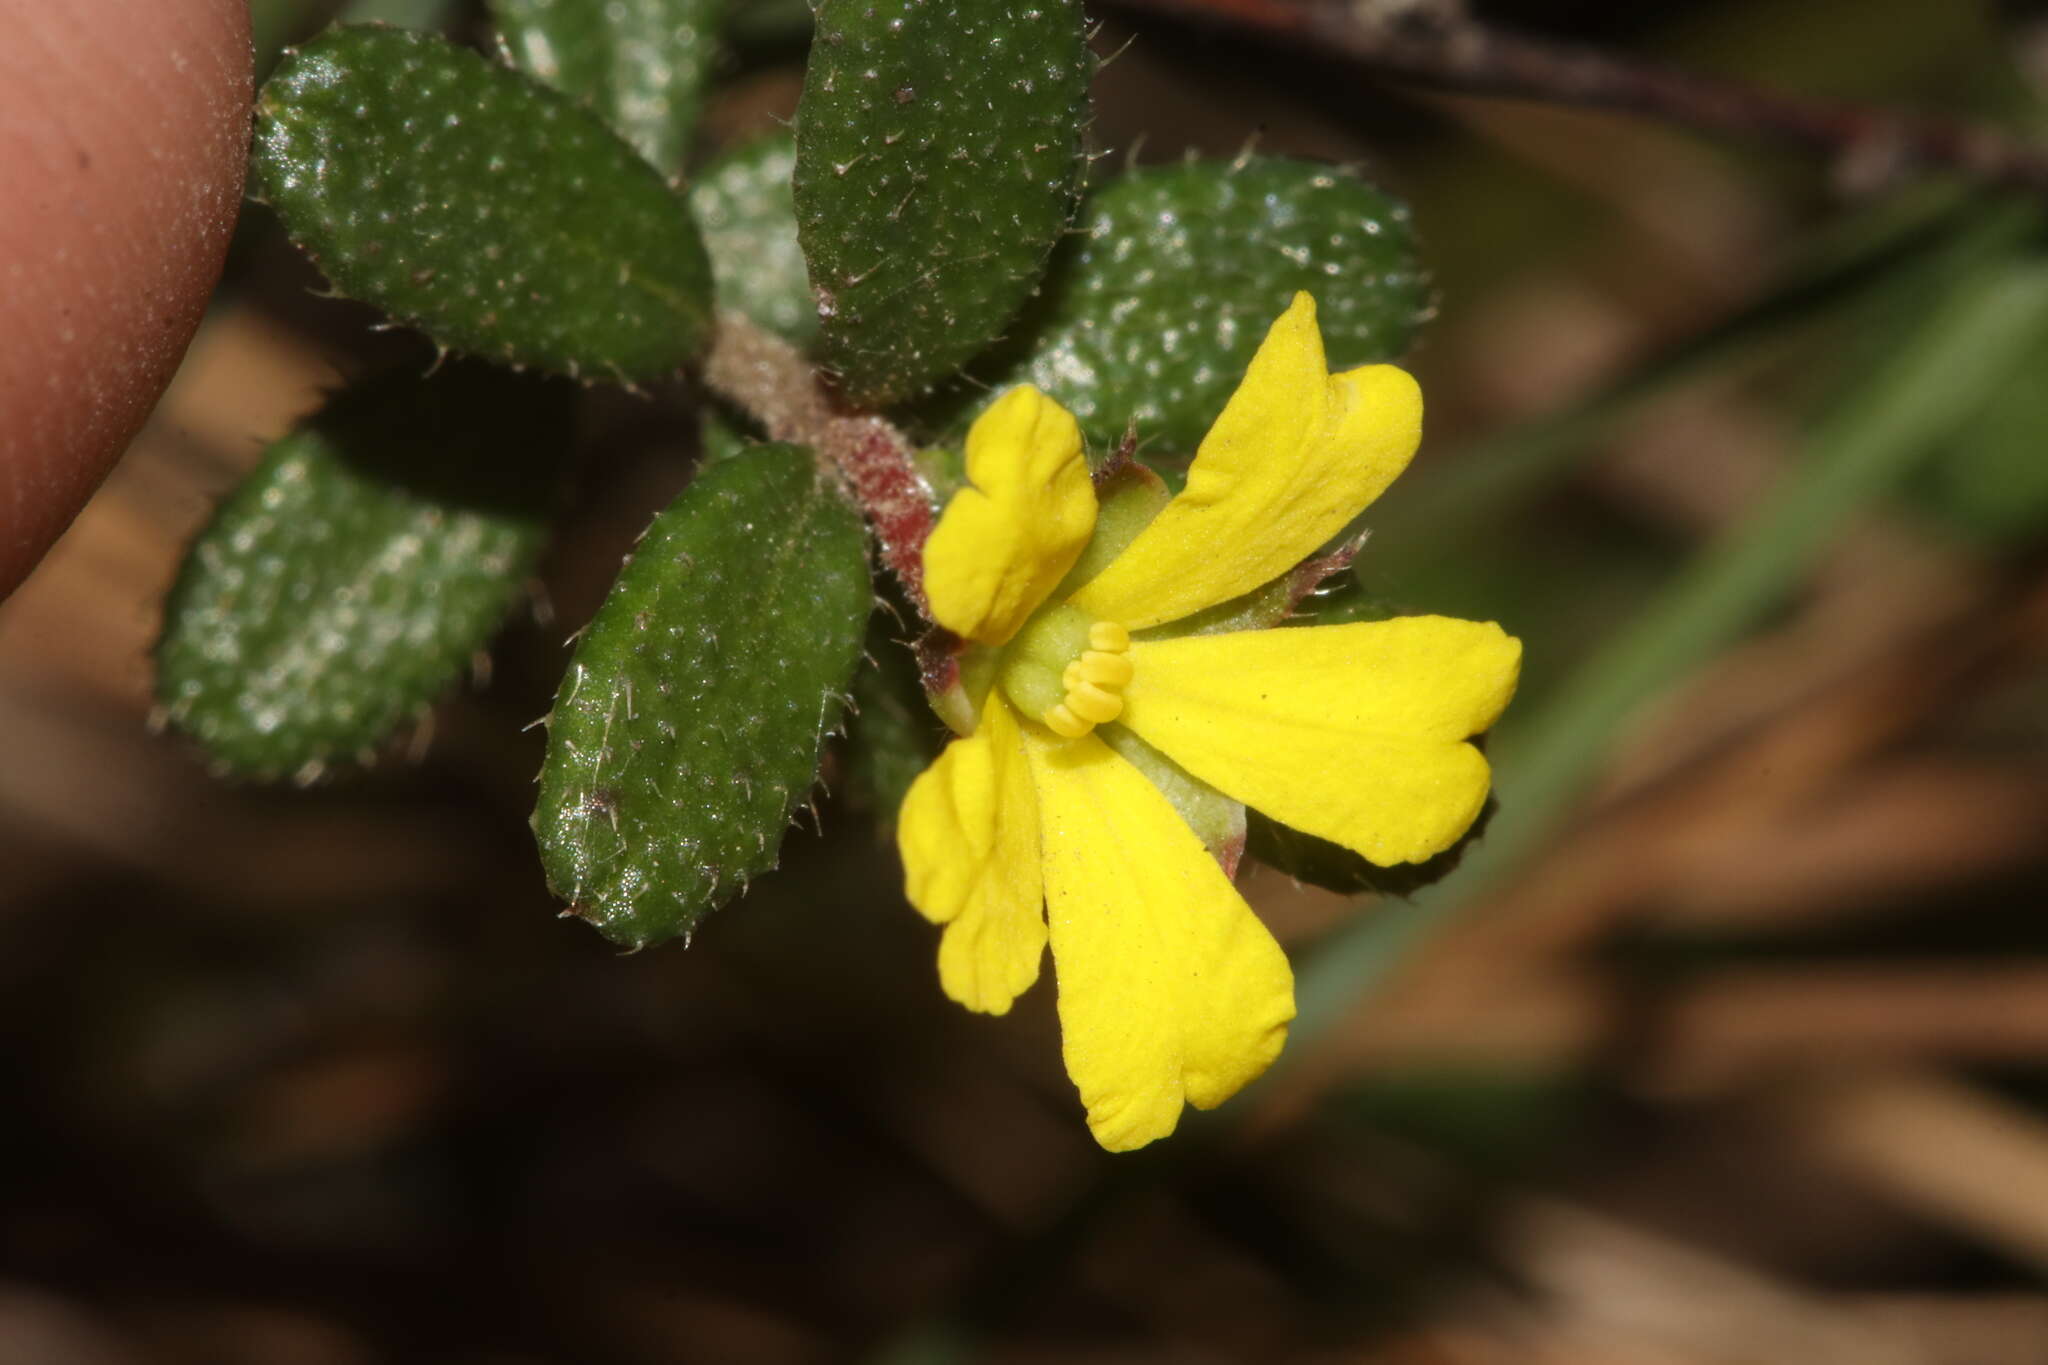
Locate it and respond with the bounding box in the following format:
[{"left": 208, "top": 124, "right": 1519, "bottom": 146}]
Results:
[
  {"left": 1089, "top": 621, "right": 1130, "bottom": 652},
  {"left": 1065, "top": 682, "right": 1124, "bottom": 724},
  {"left": 1077, "top": 649, "right": 1133, "bottom": 689},
  {"left": 1040, "top": 618, "right": 1133, "bottom": 738},
  {"left": 1043, "top": 703, "right": 1091, "bottom": 738}
]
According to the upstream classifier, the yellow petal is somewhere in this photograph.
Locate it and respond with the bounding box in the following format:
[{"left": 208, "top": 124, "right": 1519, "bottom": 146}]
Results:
[
  {"left": 1121, "top": 617, "right": 1520, "bottom": 866},
  {"left": 1021, "top": 726, "right": 1295, "bottom": 1152},
  {"left": 897, "top": 697, "right": 1046, "bottom": 1014},
  {"left": 1070, "top": 293, "right": 1421, "bottom": 630},
  {"left": 924, "top": 386, "right": 1096, "bottom": 645}
]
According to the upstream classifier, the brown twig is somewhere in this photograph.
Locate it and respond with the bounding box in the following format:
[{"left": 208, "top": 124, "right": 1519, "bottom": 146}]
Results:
[
  {"left": 1107, "top": 0, "right": 2048, "bottom": 195},
  {"left": 702, "top": 311, "right": 937, "bottom": 616}
]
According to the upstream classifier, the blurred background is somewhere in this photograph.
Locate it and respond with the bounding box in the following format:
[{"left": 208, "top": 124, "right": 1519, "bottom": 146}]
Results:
[{"left": 8, "top": 0, "right": 2048, "bottom": 1360}]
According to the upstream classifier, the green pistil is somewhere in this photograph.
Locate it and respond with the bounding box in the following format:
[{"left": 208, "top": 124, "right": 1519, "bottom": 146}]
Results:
[{"left": 997, "top": 603, "right": 1094, "bottom": 720}]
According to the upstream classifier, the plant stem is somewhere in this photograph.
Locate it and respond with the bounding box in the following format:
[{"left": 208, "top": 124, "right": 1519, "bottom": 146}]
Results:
[
  {"left": 703, "top": 311, "right": 936, "bottom": 615},
  {"left": 1108, "top": 0, "right": 2048, "bottom": 196}
]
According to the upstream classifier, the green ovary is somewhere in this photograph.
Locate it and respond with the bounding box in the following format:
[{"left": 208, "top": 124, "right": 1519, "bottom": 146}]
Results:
[{"left": 996, "top": 603, "right": 1133, "bottom": 738}]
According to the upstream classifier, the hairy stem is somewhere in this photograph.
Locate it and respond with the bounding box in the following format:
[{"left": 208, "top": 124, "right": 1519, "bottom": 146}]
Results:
[{"left": 703, "top": 311, "right": 936, "bottom": 616}]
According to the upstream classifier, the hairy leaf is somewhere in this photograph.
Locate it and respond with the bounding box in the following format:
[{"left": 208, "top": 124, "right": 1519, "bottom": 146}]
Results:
[
  {"left": 794, "top": 0, "right": 1091, "bottom": 405},
  {"left": 533, "top": 446, "right": 872, "bottom": 948},
  {"left": 841, "top": 612, "right": 943, "bottom": 831},
  {"left": 923, "top": 158, "right": 1430, "bottom": 450},
  {"left": 253, "top": 25, "right": 713, "bottom": 383},
  {"left": 691, "top": 131, "right": 815, "bottom": 345},
  {"left": 156, "top": 364, "right": 568, "bottom": 778},
  {"left": 489, "top": 0, "right": 723, "bottom": 177}
]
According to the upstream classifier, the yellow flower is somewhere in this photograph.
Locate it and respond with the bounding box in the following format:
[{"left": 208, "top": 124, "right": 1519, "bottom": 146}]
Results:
[{"left": 897, "top": 293, "right": 1521, "bottom": 1152}]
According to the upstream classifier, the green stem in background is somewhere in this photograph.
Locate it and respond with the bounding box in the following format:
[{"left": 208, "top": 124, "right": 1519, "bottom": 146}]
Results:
[
  {"left": 1288, "top": 212, "right": 2048, "bottom": 1049},
  {"left": 1372, "top": 185, "right": 1989, "bottom": 561}
]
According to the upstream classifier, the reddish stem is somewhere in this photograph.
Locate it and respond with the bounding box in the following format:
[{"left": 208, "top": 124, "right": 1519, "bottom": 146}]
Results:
[
  {"left": 840, "top": 419, "right": 934, "bottom": 607},
  {"left": 702, "top": 312, "right": 937, "bottom": 617}
]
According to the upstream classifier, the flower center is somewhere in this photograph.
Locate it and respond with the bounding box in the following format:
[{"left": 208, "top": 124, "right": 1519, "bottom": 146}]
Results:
[
  {"left": 996, "top": 605, "right": 1134, "bottom": 740},
  {"left": 1043, "top": 620, "right": 1133, "bottom": 738}
]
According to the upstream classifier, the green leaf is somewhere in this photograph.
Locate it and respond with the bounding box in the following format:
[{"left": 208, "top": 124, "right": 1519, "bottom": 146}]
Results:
[
  {"left": 697, "top": 406, "right": 758, "bottom": 467},
  {"left": 921, "top": 158, "right": 1430, "bottom": 450},
  {"left": 690, "top": 131, "right": 816, "bottom": 345},
  {"left": 1920, "top": 331, "right": 2048, "bottom": 545},
  {"left": 842, "top": 614, "right": 943, "bottom": 831},
  {"left": 533, "top": 445, "right": 872, "bottom": 948},
  {"left": 252, "top": 25, "right": 714, "bottom": 383},
  {"left": 488, "top": 0, "right": 723, "bottom": 178},
  {"left": 156, "top": 364, "right": 568, "bottom": 779},
  {"left": 793, "top": 0, "right": 1091, "bottom": 406}
]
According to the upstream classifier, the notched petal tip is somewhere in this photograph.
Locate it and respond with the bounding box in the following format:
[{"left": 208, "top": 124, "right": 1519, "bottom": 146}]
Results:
[
  {"left": 897, "top": 699, "right": 1049, "bottom": 1015},
  {"left": 969, "top": 384, "right": 1076, "bottom": 461},
  {"left": 1328, "top": 359, "right": 1422, "bottom": 480},
  {"left": 1078, "top": 995, "right": 1286, "bottom": 1154},
  {"left": 1072, "top": 293, "right": 1424, "bottom": 630},
  {"left": 1021, "top": 728, "right": 1296, "bottom": 1156},
  {"left": 923, "top": 386, "right": 1096, "bottom": 645},
  {"left": 1119, "top": 616, "right": 1522, "bottom": 871},
  {"left": 1085, "top": 1089, "right": 1183, "bottom": 1153}
]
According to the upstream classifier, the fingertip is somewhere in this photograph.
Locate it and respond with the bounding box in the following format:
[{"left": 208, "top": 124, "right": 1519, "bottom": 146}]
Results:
[{"left": 0, "top": 0, "right": 252, "bottom": 597}]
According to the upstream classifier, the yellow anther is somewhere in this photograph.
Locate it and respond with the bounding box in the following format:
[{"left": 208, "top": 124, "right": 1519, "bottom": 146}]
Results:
[
  {"left": 1043, "top": 702, "right": 1091, "bottom": 738},
  {"left": 1076, "top": 649, "right": 1134, "bottom": 689},
  {"left": 1064, "top": 681, "right": 1124, "bottom": 725},
  {"left": 1031, "top": 617, "right": 1134, "bottom": 740},
  {"left": 1089, "top": 620, "right": 1130, "bottom": 653}
]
